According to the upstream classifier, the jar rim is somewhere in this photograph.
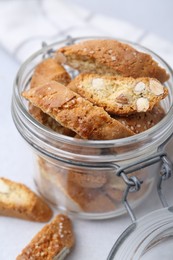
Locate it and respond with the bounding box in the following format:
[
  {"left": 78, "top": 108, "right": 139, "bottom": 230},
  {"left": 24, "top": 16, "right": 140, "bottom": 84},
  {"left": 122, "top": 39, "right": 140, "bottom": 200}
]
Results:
[{"left": 12, "top": 36, "right": 173, "bottom": 161}]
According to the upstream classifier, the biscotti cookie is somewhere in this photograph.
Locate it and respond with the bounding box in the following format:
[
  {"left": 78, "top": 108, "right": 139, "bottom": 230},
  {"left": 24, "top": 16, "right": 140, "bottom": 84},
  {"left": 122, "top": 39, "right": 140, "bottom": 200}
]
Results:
[
  {"left": 41, "top": 156, "right": 107, "bottom": 189},
  {"left": 115, "top": 104, "right": 165, "bottom": 134},
  {"left": 38, "top": 159, "right": 116, "bottom": 213},
  {"left": 0, "top": 177, "right": 52, "bottom": 222},
  {"left": 16, "top": 214, "right": 75, "bottom": 260},
  {"left": 55, "top": 173, "right": 116, "bottom": 213},
  {"left": 38, "top": 155, "right": 107, "bottom": 190},
  {"left": 29, "top": 104, "right": 76, "bottom": 137},
  {"left": 29, "top": 58, "right": 75, "bottom": 136},
  {"left": 56, "top": 39, "right": 169, "bottom": 83},
  {"left": 68, "top": 73, "right": 168, "bottom": 115},
  {"left": 22, "top": 81, "right": 134, "bottom": 140},
  {"left": 68, "top": 170, "right": 107, "bottom": 188},
  {"left": 38, "top": 159, "right": 82, "bottom": 212},
  {"left": 30, "top": 58, "right": 71, "bottom": 88}
]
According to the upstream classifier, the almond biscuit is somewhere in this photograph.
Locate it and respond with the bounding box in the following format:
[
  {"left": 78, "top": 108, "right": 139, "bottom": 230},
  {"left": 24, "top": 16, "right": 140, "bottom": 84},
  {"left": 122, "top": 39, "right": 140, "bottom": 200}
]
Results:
[
  {"left": 114, "top": 104, "right": 165, "bottom": 133},
  {"left": 56, "top": 173, "right": 116, "bottom": 213},
  {"left": 56, "top": 39, "right": 169, "bottom": 83},
  {"left": 29, "top": 58, "right": 75, "bottom": 136},
  {"left": 68, "top": 73, "right": 168, "bottom": 115},
  {"left": 30, "top": 58, "right": 71, "bottom": 88},
  {"left": 16, "top": 214, "right": 75, "bottom": 260},
  {"left": 39, "top": 160, "right": 116, "bottom": 213},
  {"left": 0, "top": 177, "right": 52, "bottom": 222},
  {"left": 22, "top": 81, "right": 134, "bottom": 140}
]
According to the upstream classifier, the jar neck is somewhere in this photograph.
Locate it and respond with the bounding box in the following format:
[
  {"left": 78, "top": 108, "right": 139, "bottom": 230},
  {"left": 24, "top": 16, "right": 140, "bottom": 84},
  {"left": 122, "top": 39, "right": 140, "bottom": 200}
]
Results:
[
  {"left": 12, "top": 95, "right": 173, "bottom": 165},
  {"left": 12, "top": 37, "right": 173, "bottom": 164}
]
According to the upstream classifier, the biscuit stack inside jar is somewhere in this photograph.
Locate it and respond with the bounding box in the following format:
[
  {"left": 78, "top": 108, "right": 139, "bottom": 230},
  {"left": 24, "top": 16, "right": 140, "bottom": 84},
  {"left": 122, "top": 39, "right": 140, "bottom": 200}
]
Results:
[{"left": 22, "top": 39, "right": 169, "bottom": 216}]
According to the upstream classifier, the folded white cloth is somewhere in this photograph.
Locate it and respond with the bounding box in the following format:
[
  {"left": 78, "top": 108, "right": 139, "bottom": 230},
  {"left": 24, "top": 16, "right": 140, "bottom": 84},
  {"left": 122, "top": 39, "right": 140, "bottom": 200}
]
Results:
[{"left": 0, "top": 0, "right": 172, "bottom": 66}]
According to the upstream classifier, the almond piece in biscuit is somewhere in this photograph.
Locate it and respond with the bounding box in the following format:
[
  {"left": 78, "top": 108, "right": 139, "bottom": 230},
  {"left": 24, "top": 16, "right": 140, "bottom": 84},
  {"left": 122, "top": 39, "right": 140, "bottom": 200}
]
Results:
[
  {"left": 22, "top": 81, "right": 134, "bottom": 140},
  {"left": 68, "top": 73, "right": 168, "bottom": 115},
  {"left": 56, "top": 39, "right": 169, "bottom": 83},
  {"left": 0, "top": 177, "right": 52, "bottom": 222},
  {"left": 16, "top": 214, "right": 75, "bottom": 260}
]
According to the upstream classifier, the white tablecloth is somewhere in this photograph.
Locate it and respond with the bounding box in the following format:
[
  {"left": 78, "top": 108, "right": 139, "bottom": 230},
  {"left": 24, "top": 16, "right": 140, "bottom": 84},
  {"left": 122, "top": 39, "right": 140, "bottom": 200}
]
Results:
[{"left": 0, "top": 0, "right": 173, "bottom": 259}]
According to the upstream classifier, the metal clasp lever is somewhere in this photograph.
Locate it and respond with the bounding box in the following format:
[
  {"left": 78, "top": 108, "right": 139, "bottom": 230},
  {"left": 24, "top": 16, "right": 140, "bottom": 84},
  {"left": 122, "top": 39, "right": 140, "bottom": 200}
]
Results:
[
  {"left": 117, "top": 152, "right": 173, "bottom": 223},
  {"left": 157, "top": 155, "right": 173, "bottom": 207}
]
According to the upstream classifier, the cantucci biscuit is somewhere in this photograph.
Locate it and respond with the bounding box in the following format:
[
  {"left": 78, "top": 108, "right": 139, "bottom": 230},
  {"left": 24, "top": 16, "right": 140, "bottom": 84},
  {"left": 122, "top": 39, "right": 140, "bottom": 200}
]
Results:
[
  {"left": 67, "top": 170, "right": 107, "bottom": 188},
  {"left": 22, "top": 81, "right": 134, "bottom": 140},
  {"left": 38, "top": 158, "right": 115, "bottom": 213},
  {"left": 114, "top": 104, "right": 165, "bottom": 133},
  {"left": 16, "top": 214, "right": 75, "bottom": 260},
  {"left": 29, "top": 104, "right": 76, "bottom": 137},
  {"left": 68, "top": 73, "right": 168, "bottom": 115},
  {"left": 29, "top": 58, "right": 75, "bottom": 136},
  {"left": 0, "top": 177, "right": 52, "bottom": 222},
  {"left": 54, "top": 172, "right": 116, "bottom": 213},
  {"left": 56, "top": 39, "right": 169, "bottom": 83},
  {"left": 30, "top": 58, "right": 71, "bottom": 88}
]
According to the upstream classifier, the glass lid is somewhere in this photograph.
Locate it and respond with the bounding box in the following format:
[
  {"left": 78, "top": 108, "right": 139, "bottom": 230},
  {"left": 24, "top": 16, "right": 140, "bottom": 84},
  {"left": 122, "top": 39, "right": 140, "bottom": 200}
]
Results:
[
  {"left": 107, "top": 149, "right": 173, "bottom": 260},
  {"left": 107, "top": 207, "right": 173, "bottom": 260}
]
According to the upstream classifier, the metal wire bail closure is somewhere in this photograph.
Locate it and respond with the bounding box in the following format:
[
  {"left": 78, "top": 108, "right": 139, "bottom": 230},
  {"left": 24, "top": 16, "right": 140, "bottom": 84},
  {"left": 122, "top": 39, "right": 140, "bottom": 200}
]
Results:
[{"left": 107, "top": 152, "right": 173, "bottom": 260}]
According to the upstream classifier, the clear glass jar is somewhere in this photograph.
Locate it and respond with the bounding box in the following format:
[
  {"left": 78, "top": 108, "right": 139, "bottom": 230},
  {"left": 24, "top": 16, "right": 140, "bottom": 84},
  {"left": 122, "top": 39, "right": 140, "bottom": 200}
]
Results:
[{"left": 12, "top": 37, "right": 173, "bottom": 220}]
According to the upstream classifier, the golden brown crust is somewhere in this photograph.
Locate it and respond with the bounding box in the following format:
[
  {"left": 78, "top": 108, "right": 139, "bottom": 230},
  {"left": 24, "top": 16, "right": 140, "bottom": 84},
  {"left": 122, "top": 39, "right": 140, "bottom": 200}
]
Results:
[
  {"left": 57, "top": 39, "right": 169, "bottom": 83},
  {"left": 114, "top": 104, "right": 165, "bottom": 134},
  {"left": 22, "top": 81, "right": 134, "bottom": 140},
  {"left": 0, "top": 177, "right": 52, "bottom": 222},
  {"left": 29, "top": 58, "right": 75, "bottom": 136},
  {"left": 68, "top": 73, "right": 168, "bottom": 115},
  {"left": 30, "top": 58, "right": 71, "bottom": 88},
  {"left": 16, "top": 214, "right": 75, "bottom": 260},
  {"left": 28, "top": 104, "right": 76, "bottom": 136}
]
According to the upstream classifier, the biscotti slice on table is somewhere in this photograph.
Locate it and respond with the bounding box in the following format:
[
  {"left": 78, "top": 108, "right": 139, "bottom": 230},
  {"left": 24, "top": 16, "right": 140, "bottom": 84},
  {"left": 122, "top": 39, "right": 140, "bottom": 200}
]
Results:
[
  {"left": 68, "top": 73, "right": 168, "bottom": 115},
  {"left": 0, "top": 177, "right": 52, "bottom": 222},
  {"left": 22, "top": 81, "right": 134, "bottom": 140},
  {"left": 16, "top": 214, "right": 75, "bottom": 260},
  {"left": 56, "top": 39, "right": 169, "bottom": 83},
  {"left": 29, "top": 58, "right": 75, "bottom": 137}
]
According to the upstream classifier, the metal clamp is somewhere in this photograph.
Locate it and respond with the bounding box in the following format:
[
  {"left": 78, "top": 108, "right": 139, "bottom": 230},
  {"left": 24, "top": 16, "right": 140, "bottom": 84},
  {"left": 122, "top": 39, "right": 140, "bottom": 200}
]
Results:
[
  {"left": 117, "top": 151, "right": 173, "bottom": 222},
  {"left": 41, "top": 36, "right": 75, "bottom": 60},
  {"left": 42, "top": 41, "right": 55, "bottom": 59}
]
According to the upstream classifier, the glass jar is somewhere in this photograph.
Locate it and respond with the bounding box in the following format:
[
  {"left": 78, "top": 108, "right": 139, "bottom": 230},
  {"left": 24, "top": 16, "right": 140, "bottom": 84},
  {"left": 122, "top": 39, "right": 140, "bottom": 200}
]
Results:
[{"left": 12, "top": 37, "right": 173, "bottom": 220}]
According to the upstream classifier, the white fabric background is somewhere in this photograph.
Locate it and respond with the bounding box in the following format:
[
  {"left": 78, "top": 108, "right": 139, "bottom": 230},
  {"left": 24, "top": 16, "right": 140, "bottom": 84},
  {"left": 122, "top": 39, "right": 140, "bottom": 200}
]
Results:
[{"left": 0, "top": 0, "right": 172, "bottom": 66}]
